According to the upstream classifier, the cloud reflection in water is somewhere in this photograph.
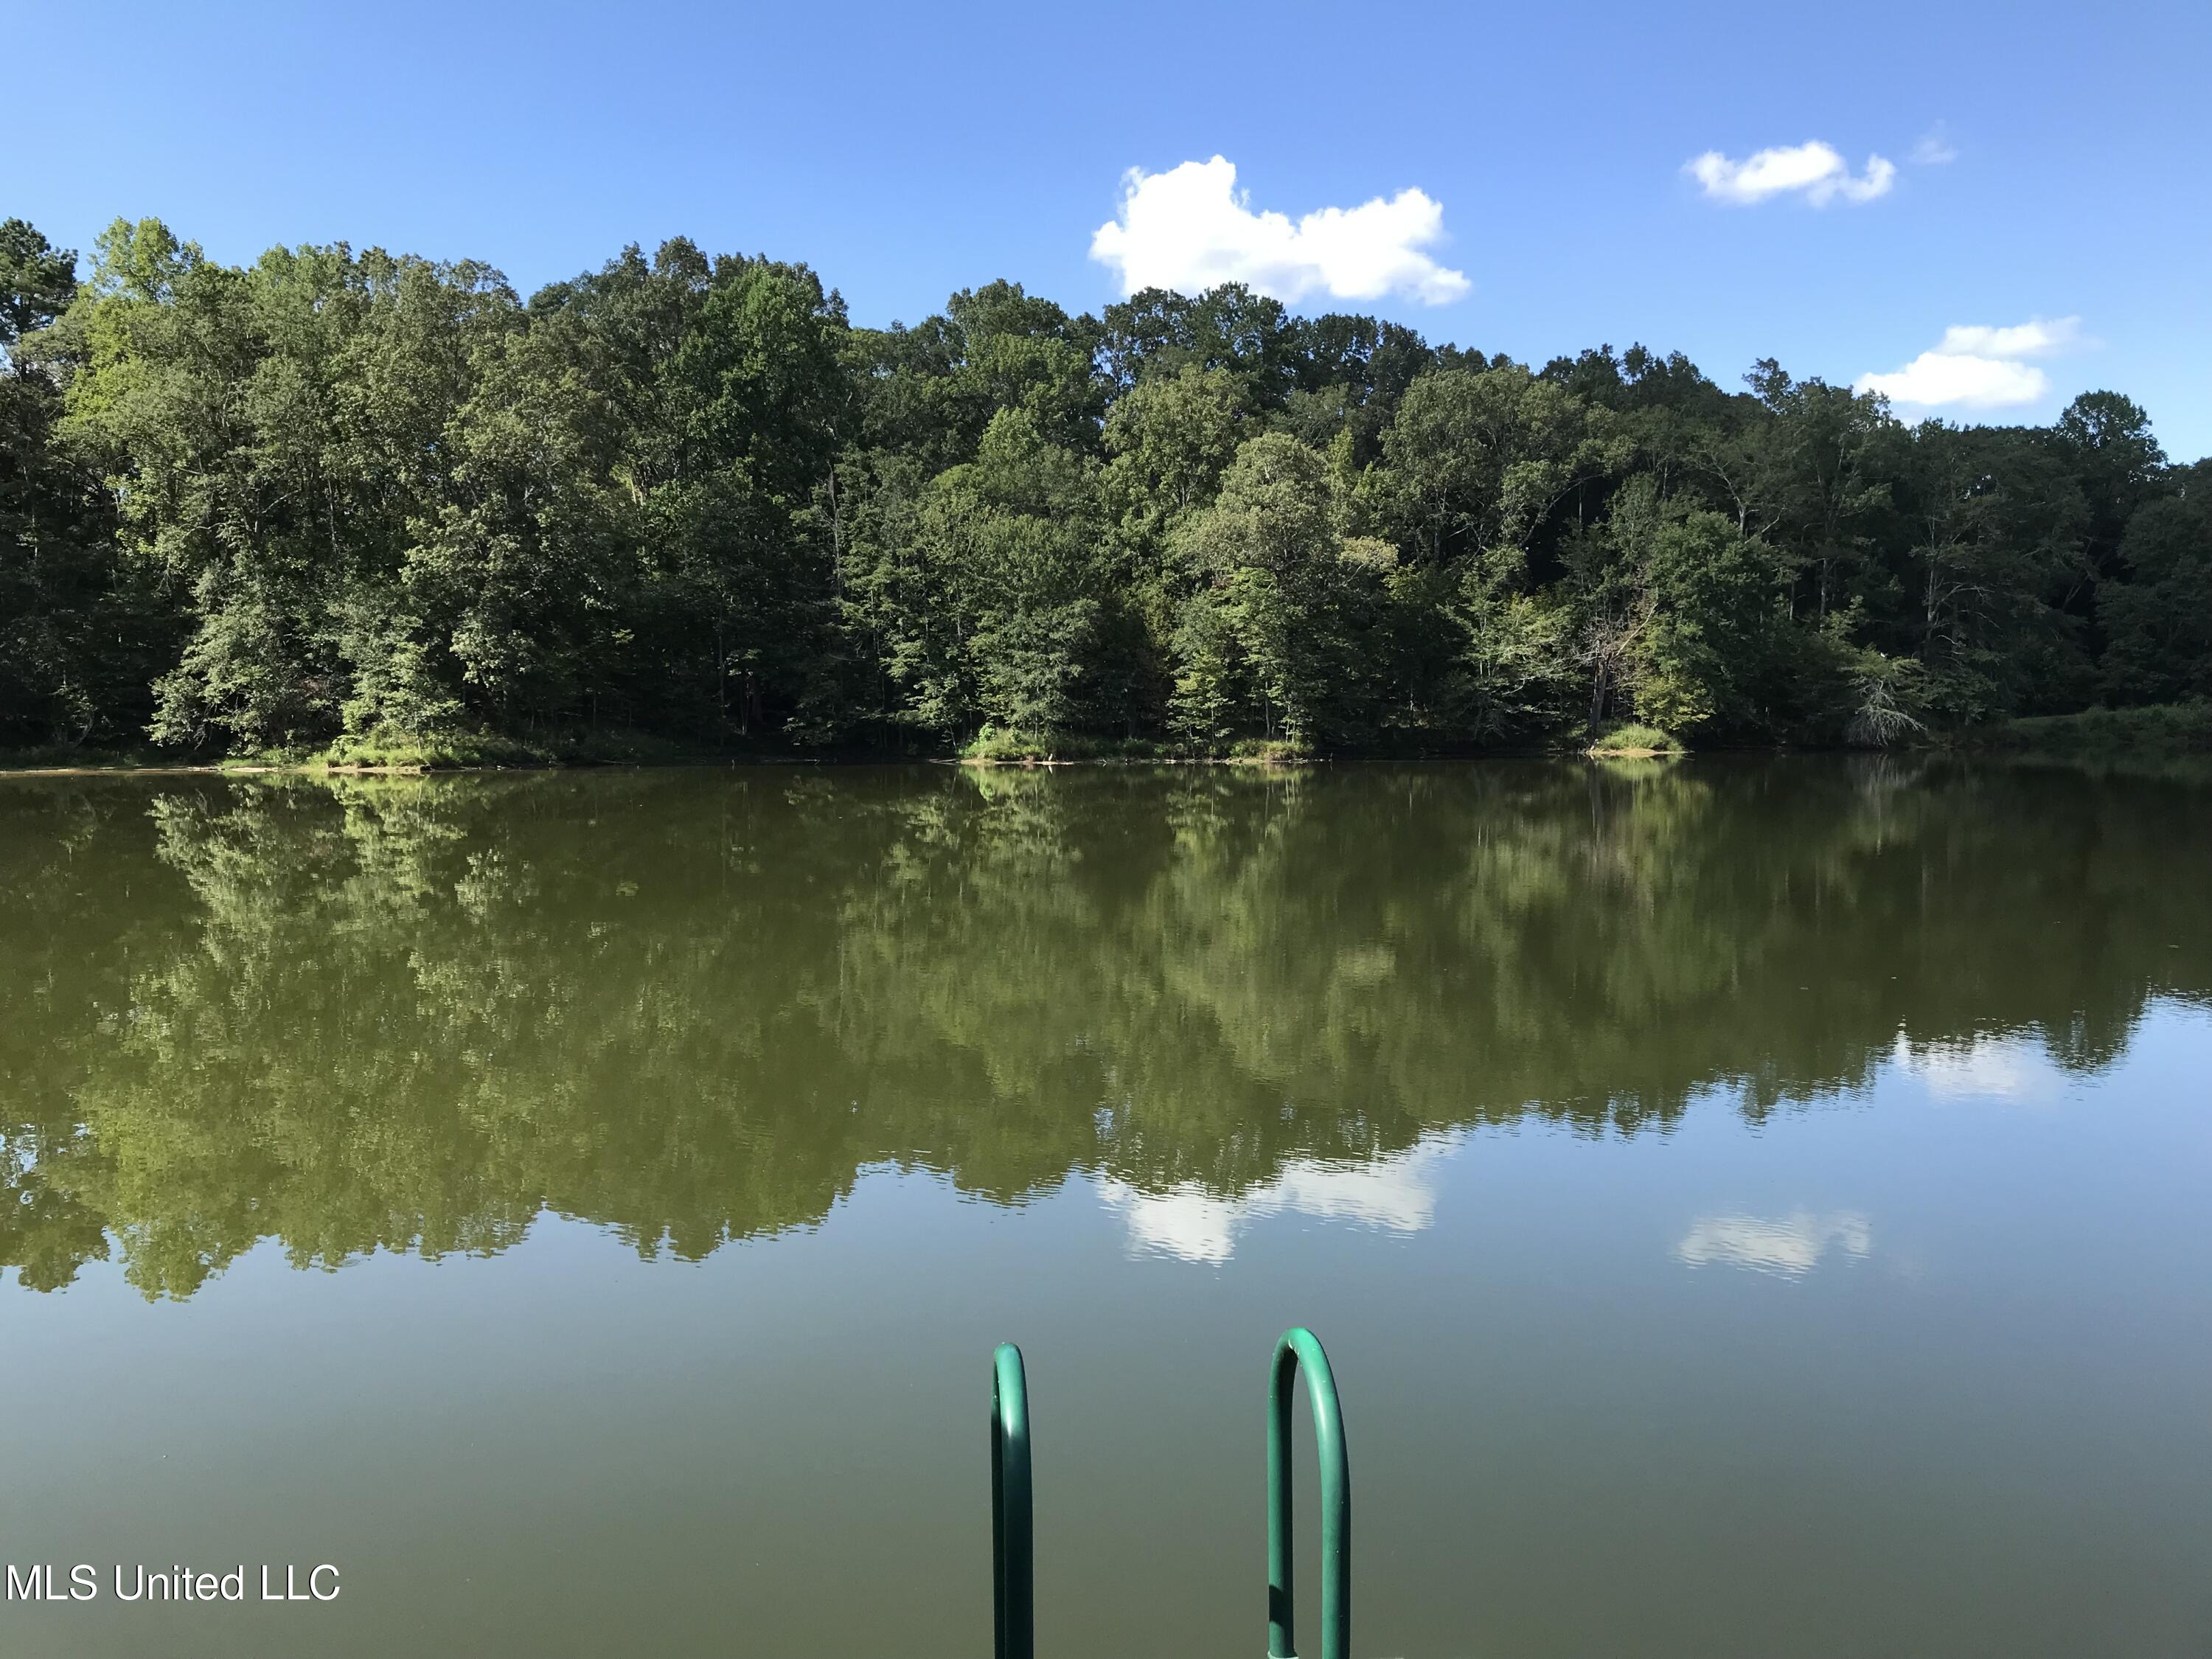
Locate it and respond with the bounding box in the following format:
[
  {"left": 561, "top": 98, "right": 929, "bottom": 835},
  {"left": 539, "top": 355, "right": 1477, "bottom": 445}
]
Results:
[
  {"left": 1677, "top": 1210, "right": 1872, "bottom": 1277},
  {"left": 1097, "top": 1137, "right": 1456, "bottom": 1264},
  {"left": 1891, "top": 1032, "right": 2065, "bottom": 1103}
]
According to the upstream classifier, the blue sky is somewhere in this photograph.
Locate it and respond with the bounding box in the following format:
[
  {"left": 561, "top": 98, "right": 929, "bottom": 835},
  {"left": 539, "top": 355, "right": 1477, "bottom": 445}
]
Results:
[{"left": 15, "top": 0, "right": 2210, "bottom": 455}]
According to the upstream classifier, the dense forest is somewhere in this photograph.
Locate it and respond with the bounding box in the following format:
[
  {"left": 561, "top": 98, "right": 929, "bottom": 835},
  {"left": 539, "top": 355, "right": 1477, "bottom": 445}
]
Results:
[{"left": 3, "top": 215, "right": 2208, "bottom": 758}]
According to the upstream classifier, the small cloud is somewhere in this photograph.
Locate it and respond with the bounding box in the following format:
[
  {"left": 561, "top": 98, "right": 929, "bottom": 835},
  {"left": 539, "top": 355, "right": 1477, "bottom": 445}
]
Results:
[
  {"left": 1935, "top": 317, "right": 2081, "bottom": 357},
  {"left": 1912, "top": 123, "right": 1959, "bottom": 166},
  {"left": 1090, "top": 156, "right": 1470, "bottom": 305},
  {"left": 1677, "top": 1210, "right": 1871, "bottom": 1277},
  {"left": 1686, "top": 140, "right": 1896, "bottom": 206},
  {"left": 1855, "top": 315, "right": 2083, "bottom": 410}
]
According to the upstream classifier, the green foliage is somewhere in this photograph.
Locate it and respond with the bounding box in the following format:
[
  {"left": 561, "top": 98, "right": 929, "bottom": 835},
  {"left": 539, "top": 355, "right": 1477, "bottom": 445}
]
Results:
[
  {"left": 2, "top": 214, "right": 2208, "bottom": 759},
  {"left": 1169, "top": 434, "right": 1394, "bottom": 748},
  {"left": 959, "top": 724, "right": 1168, "bottom": 762},
  {"left": 1365, "top": 362, "right": 1625, "bottom": 566},
  {"left": 2098, "top": 462, "right": 2212, "bottom": 705},
  {"left": 1588, "top": 723, "right": 1683, "bottom": 754},
  {"left": 1102, "top": 363, "right": 1251, "bottom": 566},
  {"left": 1, "top": 218, "right": 167, "bottom": 745},
  {"left": 1987, "top": 701, "right": 2212, "bottom": 755},
  {"left": 317, "top": 731, "right": 541, "bottom": 770},
  {"left": 961, "top": 723, "right": 1059, "bottom": 762}
]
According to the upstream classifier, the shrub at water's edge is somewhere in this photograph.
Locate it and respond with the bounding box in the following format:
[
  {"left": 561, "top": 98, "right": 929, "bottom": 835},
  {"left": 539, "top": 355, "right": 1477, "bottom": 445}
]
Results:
[
  {"left": 1587, "top": 723, "right": 1684, "bottom": 757},
  {"left": 961, "top": 726, "right": 1133, "bottom": 764},
  {"left": 958, "top": 726, "right": 1310, "bottom": 765},
  {"left": 315, "top": 731, "right": 543, "bottom": 771},
  {"left": 1974, "top": 702, "right": 2212, "bottom": 755},
  {"left": 961, "top": 726, "right": 1078, "bottom": 764},
  {"left": 315, "top": 728, "right": 720, "bottom": 771}
]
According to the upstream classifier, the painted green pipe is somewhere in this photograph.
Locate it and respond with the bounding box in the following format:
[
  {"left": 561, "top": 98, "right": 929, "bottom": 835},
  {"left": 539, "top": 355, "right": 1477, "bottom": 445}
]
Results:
[
  {"left": 991, "top": 1329, "right": 1350, "bottom": 1658},
  {"left": 992, "top": 1341, "right": 1033, "bottom": 1659},
  {"left": 1267, "top": 1327, "right": 1350, "bottom": 1659}
]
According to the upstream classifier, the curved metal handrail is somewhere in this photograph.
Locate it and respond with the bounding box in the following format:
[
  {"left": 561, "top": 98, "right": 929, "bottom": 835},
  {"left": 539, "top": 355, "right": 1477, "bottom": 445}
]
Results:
[
  {"left": 1267, "top": 1326, "right": 1351, "bottom": 1659},
  {"left": 992, "top": 1341, "right": 1034, "bottom": 1659}
]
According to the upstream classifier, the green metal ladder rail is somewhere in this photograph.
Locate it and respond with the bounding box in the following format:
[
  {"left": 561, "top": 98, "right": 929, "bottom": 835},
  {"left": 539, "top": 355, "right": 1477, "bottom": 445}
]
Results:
[
  {"left": 992, "top": 1341, "right": 1034, "bottom": 1659},
  {"left": 1269, "top": 1326, "right": 1352, "bottom": 1659},
  {"left": 987, "top": 1327, "right": 1350, "bottom": 1659}
]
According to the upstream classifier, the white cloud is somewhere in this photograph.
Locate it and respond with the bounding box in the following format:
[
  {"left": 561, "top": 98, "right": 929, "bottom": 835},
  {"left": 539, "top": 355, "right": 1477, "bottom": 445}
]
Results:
[
  {"left": 1855, "top": 316, "right": 2083, "bottom": 410},
  {"left": 1857, "top": 353, "right": 2050, "bottom": 408},
  {"left": 1685, "top": 141, "right": 1896, "bottom": 206},
  {"left": 1912, "top": 124, "right": 1959, "bottom": 166},
  {"left": 1097, "top": 1136, "right": 1455, "bottom": 1265},
  {"left": 1935, "top": 317, "right": 2081, "bottom": 357},
  {"left": 1090, "top": 156, "right": 1470, "bottom": 305},
  {"left": 1677, "top": 1210, "right": 1872, "bottom": 1277}
]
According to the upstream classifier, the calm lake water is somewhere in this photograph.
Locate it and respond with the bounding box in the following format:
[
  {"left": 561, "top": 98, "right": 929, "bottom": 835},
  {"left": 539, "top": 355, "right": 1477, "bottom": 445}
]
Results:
[{"left": 3, "top": 758, "right": 2210, "bottom": 1658}]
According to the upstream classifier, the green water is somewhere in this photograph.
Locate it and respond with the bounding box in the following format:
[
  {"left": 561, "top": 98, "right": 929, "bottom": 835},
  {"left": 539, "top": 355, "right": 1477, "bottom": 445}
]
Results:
[{"left": 3, "top": 758, "right": 2209, "bottom": 1657}]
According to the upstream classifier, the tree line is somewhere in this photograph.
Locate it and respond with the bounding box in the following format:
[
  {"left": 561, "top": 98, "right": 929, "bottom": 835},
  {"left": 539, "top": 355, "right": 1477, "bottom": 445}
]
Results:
[{"left": 4, "top": 215, "right": 2208, "bottom": 757}]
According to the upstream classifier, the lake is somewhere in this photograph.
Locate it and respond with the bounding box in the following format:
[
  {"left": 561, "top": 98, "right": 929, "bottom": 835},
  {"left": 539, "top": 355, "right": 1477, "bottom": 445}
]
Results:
[{"left": 2, "top": 757, "right": 2209, "bottom": 1658}]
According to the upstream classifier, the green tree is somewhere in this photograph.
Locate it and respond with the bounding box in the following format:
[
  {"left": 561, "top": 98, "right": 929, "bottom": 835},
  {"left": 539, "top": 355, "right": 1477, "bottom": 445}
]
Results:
[
  {"left": 1365, "top": 363, "right": 1624, "bottom": 568},
  {"left": 1101, "top": 363, "right": 1251, "bottom": 569},
  {"left": 1171, "top": 433, "right": 1394, "bottom": 747},
  {"left": 2099, "top": 463, "right": 2212, "bottom": 704},
  {"left": 893, "top": 409, "right": 1112, "bottom": 737},
  {"left": 57, "top": 221, "right": 516, "bottom": 748},
  {"left": 1888, "top": 421, "right": 2087, "bottom": 723},
  {"left": 2, "top": 219, "right": 162, "bottom": 745},
  {"left": 1745, "top": 361, "right": 1892, "bottom": 622}
]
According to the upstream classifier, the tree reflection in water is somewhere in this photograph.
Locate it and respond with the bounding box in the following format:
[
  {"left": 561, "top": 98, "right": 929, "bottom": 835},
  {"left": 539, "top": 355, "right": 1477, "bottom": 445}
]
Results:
[{"left": 3, "top": 757, "right": 2206, "bottom": 1298}]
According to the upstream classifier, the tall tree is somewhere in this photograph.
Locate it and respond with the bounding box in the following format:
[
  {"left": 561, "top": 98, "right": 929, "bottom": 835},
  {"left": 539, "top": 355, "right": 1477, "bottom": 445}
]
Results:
[{"left": 2, "top": 219, "right": 156, "bottom": 745}]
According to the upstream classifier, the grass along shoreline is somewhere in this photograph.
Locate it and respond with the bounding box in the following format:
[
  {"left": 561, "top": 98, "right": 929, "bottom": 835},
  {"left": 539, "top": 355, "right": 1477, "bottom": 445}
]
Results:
[
  {"left": 7, "top": 703, "right": 2211, "bottom": 775},
  {"left": 1962, "top": 701, "right": 2212, "bottom": 756},
  {"left": 1582, "top": 723, "right": 1686, "bottom": 759}
]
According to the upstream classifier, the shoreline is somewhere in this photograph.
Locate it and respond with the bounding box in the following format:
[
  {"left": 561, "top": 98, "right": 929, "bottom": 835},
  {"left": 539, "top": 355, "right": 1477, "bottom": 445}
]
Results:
[{"left": 6, "top": 702, "right": 2207, "bottom": 779}]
